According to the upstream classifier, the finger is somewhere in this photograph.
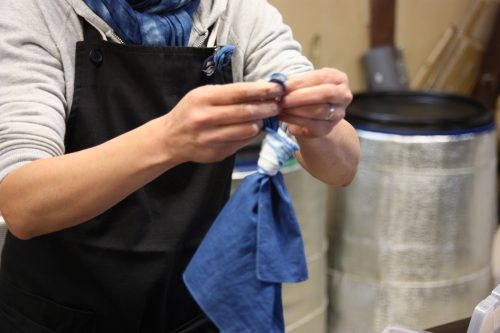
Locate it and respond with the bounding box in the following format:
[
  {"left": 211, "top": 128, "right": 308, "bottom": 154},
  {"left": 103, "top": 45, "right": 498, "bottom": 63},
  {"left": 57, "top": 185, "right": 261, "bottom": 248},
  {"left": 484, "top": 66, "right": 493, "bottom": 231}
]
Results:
[
  {"left": 282, "top": 103, "right": 345, "bottom": 121},
  {"left": 204, "top": 101, "right": 280, "bottom": 126},
  {"left": 202, "top": 121, "right": 264, "bottom": 143},
  {"left": 280, "top": 83, "right": 352, "bottom": 109},
  {"left": 200, "top": 81, "right": 285, "bottom": 105},
  {"left": 286, "top": 68, "right": 349, "bottom": 91}
]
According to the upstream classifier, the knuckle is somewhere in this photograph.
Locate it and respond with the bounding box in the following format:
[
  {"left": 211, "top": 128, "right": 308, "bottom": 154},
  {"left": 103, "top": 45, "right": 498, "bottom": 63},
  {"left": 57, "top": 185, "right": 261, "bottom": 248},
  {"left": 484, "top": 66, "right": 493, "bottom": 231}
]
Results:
[
  {"left": 320, "top": 67, "right": 333, "bottom": 75},
  {"left": 345, "top": 91, "right": 353, "bottom": 104},
  {"left": 240, "top": 103, "right": 257, "bottom": 118},
  {"left": 337, "top": 71, "right": 349, "bottom": 83},
  {"left": 187, "top": 86, "right": 202, "bottom": 100},
  {"left": 183, "top": 90, "right": 196, "bottom": 105},
  {"left": 262, "top": 102, "right": 279, "bottom": 117},
  {"left": 320, "top": 67, "right": 337, "bottom": 76},
  {"left": 325, "top": 84, "right": 337, "bottom": 99},
  {"left": 270, "top": 102, "right": 280, "bottom": 114},
  {"left": 190, "top": 111, "right": 210, "bottom": 127},
  {"left": 249, "top": 123, "right": 262, "bottom": 136},
  {"left": 192, "top": 85, "right": 214, "bottom": 102},
  {"left": 321, "top": 67, "right": 349, "bottom": 84},
  {"left": 234, "top": 85, "right": 249, "bottom": 101},
  {"left": 318, "top": 68, "right": 331, "bottom": 82}
]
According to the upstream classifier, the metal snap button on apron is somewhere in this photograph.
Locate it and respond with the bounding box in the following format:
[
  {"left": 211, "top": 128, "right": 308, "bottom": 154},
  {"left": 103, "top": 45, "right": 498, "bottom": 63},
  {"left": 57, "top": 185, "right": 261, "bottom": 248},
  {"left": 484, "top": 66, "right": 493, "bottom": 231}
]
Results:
[{"left": 89, "top": 49, "right": 103, "bottom": 66}]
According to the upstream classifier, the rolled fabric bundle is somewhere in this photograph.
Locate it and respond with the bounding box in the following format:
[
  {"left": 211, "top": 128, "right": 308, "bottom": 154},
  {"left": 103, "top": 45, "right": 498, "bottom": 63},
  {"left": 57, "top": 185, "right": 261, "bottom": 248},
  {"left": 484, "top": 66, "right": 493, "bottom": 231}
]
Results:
[{"left": 183, "top": 74, "right": 308, "bottom": 333}]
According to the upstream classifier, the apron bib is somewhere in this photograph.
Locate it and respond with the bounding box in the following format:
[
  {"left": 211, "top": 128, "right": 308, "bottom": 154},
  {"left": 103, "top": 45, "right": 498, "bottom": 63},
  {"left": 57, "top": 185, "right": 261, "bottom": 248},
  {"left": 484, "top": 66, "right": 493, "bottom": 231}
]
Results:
[{"left": 0, "top": 19, "right": 233, "bottom": 333}]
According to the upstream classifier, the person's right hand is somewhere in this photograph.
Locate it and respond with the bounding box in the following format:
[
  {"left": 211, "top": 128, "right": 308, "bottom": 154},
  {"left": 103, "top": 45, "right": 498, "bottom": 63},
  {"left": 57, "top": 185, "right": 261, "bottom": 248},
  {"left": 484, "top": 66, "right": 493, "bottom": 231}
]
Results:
[{"left": 160, "top": 82, "right": 284, "bottom": 164}]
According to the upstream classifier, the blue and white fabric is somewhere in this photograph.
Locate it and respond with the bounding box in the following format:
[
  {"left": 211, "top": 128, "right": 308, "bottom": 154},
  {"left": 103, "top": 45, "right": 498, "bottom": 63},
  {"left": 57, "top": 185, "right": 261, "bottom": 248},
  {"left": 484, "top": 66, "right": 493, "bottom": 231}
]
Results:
[
  {"left": 183, "top": 74, "right": 308, "bottom": 333},
  {"left": 83, "top": 0, "right": 200, "bottom": 45}
]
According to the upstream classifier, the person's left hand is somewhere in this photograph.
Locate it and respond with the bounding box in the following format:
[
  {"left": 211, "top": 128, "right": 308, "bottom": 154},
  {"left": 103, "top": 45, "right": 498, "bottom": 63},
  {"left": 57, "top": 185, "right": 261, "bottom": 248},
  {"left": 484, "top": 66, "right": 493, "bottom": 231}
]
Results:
[{"left": 278, "top": 68, "right": 353, "bottom": 138}]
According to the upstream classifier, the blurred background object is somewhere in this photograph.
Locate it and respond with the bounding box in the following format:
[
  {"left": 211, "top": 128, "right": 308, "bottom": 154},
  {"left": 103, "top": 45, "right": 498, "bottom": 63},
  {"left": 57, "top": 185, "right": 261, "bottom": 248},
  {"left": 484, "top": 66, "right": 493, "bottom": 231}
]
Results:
[
  {"left": 362, "top": 45, "right": 409, "bottom": 91},
  {"left": 410, "top": 0, "right": 498, "bottom": 97},
  {"left": 363, "top": 0, "right": 410, "bottom": 91}
]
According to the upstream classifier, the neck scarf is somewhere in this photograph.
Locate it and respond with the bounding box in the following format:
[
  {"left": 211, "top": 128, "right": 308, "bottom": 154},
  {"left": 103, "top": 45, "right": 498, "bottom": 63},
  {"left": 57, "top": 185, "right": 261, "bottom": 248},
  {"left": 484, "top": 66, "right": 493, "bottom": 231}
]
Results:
[{"left": 84, "top": 0, "right": 200, "bottom": 45}]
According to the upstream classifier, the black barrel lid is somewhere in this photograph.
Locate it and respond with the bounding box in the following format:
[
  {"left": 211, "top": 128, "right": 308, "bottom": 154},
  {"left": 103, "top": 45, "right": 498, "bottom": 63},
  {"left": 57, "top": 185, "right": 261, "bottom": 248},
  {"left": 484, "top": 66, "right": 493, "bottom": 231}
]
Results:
[{"left": 346, "top": 91, "right": 494, "bottom": 135}]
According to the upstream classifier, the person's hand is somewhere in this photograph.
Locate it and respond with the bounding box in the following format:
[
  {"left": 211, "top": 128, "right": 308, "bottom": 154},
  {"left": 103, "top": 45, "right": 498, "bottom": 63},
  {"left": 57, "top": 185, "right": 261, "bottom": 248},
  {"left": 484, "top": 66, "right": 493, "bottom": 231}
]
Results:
[
  {"left": 279, "top": 68, "right": 353, "bottom": 138},
  {"left": 160, "top": 82, "right": 284, "bottom": 164}
]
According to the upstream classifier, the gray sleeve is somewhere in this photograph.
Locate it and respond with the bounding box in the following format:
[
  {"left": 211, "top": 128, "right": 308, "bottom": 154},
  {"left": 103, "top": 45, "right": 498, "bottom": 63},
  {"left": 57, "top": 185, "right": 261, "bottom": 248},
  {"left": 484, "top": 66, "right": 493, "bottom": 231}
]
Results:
[
  {"left": 240, "top": 0, "right": 314, "bottom": 82},
  {"left": 0, "top": 0, "right": 67, "bottom": 182}
]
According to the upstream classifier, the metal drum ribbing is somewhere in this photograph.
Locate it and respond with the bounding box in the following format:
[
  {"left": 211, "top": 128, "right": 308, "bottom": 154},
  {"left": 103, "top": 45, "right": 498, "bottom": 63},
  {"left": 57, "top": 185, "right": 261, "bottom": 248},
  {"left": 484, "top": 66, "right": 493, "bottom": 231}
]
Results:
[
  {"left": 232, "top": 155, "right": 329, "bottom": 333},
  {"left": 328, "top": 92, "right": 497, "bottom": 333}
]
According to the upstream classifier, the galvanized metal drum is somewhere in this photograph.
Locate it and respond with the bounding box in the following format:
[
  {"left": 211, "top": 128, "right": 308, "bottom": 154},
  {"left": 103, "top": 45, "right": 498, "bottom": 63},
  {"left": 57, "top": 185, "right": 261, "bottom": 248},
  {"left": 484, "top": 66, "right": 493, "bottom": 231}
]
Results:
[
  {"left": 232, "top": 146, "right": 329, "bottom": 333},
  {"left": 328, "top": 92, "right": 497, "bottom": 332}
]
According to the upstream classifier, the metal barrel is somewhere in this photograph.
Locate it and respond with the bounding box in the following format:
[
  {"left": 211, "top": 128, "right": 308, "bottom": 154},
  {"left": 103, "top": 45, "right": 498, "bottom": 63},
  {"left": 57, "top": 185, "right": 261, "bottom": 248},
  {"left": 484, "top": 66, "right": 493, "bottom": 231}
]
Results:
[
  {"left": 232, "top": 152, "right": 329, "bottom": 333},
  {"left": 328, "top": 91, "right": 497, "bottom": 332}
]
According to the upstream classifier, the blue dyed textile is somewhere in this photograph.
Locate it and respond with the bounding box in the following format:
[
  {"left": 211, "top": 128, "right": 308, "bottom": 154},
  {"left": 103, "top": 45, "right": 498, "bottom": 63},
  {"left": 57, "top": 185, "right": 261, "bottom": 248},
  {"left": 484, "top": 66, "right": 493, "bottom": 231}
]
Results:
[
  {"left": 184, "top": 74, "right": 308, "bottom": 333},
  {"left": 202, "top": 45, "right": 236, "bottom": 76},
  {"left": 83, "top": 0, "right": 200, "bottom": 45}
]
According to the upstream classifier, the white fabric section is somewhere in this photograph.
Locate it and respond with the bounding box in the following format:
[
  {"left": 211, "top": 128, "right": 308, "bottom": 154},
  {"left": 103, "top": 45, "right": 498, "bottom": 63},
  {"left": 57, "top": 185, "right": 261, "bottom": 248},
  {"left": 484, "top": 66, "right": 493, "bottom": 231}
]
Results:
[{"left": 257, "top": 128, "right": 298, "bottom": 176}]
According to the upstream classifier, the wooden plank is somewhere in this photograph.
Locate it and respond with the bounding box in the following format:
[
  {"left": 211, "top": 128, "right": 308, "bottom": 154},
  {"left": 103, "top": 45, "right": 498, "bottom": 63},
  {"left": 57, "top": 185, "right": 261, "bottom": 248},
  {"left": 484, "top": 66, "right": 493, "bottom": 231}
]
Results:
[
  {"left": 411, "top": 26, "right": 458, "bottom": 89},
  {"left": 432, "top": 35, "right": 484, "bottom": 94},
  {"left": 411, "top": 0, "right": 498, "bottom": 94}
]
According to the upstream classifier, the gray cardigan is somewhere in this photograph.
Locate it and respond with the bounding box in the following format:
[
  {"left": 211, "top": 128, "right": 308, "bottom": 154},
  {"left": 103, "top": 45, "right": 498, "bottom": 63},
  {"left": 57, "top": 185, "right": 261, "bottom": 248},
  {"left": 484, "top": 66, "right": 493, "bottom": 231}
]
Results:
[{"left": 0, "top": 0, "right": 313, "bottom": 181}]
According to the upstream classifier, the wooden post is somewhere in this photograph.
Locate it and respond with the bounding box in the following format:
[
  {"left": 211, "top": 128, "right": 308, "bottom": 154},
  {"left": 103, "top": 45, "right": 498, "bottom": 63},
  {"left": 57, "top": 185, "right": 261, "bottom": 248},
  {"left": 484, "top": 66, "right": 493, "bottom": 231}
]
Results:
[{"left": 370, "top": 0, "right": 396, "bottom": 47}]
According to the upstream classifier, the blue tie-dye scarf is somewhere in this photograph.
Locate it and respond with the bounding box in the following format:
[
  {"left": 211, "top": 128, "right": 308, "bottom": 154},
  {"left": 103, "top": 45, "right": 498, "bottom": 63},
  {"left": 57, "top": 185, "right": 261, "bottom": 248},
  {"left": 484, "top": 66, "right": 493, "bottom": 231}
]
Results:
[{"left": 84, "top": 0, "right": 200, "bottom": 45}]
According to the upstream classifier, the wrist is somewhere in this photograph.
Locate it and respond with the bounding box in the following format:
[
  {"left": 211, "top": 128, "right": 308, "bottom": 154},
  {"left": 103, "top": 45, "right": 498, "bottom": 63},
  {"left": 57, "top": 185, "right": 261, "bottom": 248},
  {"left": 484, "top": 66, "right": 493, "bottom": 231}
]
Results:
[{"left": 146, "top": 116, "right": 186, "bottom": 169}]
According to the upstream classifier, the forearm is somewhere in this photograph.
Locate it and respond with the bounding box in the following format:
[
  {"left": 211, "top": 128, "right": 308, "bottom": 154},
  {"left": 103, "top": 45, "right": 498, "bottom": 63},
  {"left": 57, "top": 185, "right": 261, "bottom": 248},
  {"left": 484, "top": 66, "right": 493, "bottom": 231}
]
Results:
[
  {"left": 295, "top": 120, "right": 360, "bottom": 187},
  {"left": 0, "top": 117, "right": 173, "bottom": 240}
]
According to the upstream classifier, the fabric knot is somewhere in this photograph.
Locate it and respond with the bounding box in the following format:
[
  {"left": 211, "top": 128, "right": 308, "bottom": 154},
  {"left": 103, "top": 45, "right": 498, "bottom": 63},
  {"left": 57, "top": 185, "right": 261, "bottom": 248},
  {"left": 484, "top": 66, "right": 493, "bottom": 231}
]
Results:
[
  {"left": 202, "top": 45, "right": 235, "bottom": 76},
  {"left": 213, "top": 45, "right": 235, "bottom": 71},
  {"left": 262, "top": 72, "right": 287, "bottom": 131},
  {"left": 267, "top": 72, "right": 288, "bottom": 94},
  {"left": 258, "top": 72, "right": 297, "bottom": 176}
]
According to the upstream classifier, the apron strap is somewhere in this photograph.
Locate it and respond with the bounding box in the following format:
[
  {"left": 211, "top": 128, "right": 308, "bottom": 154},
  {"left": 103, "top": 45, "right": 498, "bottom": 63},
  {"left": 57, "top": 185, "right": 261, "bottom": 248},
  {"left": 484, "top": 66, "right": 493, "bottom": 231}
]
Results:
[{"left": 80, "top": 17, "right": 107, "bottom": 43}]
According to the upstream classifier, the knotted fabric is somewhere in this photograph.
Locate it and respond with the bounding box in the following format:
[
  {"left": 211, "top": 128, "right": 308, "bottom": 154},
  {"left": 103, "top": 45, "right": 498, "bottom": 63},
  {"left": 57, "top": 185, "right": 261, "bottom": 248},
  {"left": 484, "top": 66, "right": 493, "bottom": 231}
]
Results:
[
  {"left": 183, "top": 73, "right": 308, "bottom": 332},
  {"left": 83, "top": 0, "right": 200, "bottom": 45},
  {"left": 201, "top": 45, "right": 236, "bottom": 76}
]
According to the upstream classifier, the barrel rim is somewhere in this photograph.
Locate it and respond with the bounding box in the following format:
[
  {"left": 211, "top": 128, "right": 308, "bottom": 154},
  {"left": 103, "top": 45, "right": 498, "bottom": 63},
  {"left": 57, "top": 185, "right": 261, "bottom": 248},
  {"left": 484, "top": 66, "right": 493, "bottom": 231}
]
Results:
[{"left": 346, "top": 91, "right": 495, "bottom": 135}]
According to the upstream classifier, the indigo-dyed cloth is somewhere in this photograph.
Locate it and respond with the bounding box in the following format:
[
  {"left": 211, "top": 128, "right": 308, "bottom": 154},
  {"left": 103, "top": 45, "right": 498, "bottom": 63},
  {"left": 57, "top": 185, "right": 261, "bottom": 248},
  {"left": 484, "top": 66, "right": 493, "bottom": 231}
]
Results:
[
  {"left": 184, "top": 74, "right": 308, "bottom": 332},
  {"left": 83, "top": 0, "right": 200, "bottom": 45},
  {"left": 202, "top": 45, "right": 236, "bottom": 76}
]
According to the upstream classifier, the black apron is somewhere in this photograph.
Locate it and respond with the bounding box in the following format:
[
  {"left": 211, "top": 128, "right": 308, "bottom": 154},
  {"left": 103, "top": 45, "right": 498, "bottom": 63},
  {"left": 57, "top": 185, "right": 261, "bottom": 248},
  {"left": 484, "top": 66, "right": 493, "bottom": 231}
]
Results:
[{"left": 0, "top": 19, "right": 234, "bottom": 333}]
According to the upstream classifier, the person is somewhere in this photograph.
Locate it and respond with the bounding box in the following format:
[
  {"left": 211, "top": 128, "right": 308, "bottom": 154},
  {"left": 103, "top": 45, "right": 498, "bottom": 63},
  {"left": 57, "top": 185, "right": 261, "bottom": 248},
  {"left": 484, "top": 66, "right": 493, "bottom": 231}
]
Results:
[{"left": 0, "top": 0, "right": 360, "bottom": 332}]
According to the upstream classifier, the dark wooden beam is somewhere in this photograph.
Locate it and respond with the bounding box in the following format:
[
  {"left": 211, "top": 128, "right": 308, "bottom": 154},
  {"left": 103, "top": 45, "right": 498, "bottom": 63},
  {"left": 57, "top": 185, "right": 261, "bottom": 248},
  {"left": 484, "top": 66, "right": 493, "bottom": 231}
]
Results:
[
  {"left": 472, "top": 5, "right": 499, "bottom": 109},
  {"left": 370, "top": 0, "right": 396, "bottom": 47}
]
